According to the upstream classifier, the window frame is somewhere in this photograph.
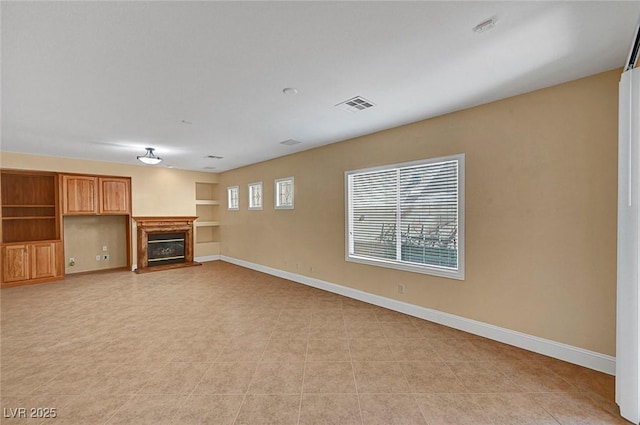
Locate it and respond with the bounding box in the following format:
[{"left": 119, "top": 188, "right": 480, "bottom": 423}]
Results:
[
  {"left": 274, "top": 177, "right": 295, "bottom": 210},
  {"left": 344, "top": 153, "right": 465, "bottom": 280},
  {"left": 227, "top": 186, "right": 239, "bottom": 211},
  {"left": 248, "top": 182, "right": 263, "bottom": 210}
]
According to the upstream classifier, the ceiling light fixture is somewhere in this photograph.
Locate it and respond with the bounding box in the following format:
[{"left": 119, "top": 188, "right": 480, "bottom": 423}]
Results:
[
  {"left": 137, "top": 147, "right": 163, "bottom": 165},
  {"left": 282, "top": 87, "right": 298, "bottom": 95},
  {"left": 473, "top": 17, "right": 497, "bottom": 33}
]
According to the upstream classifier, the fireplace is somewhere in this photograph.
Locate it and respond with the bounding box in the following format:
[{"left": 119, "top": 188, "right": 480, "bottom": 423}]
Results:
[
  {"left": 148, "top": 232, "right": 185, "bottom": 266},
  {"left": 134, "top": 216, "right": 201, "bottom": 273}
]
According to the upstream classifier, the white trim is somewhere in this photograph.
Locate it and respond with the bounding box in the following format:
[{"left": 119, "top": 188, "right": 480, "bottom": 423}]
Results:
[
  {"left": 195, "top": 255, "right": 221, "bottom": 262},
  {"left": 617, "top": 67, "right": 640, "bottom": 424},
  {"left": 220, "top": 255, "right": 616, "bottom": 375}
]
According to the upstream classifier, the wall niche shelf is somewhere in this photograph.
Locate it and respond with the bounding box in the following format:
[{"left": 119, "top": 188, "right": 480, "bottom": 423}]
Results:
[
  {"left": 194, "top": 182, "right": 220, "bottom": 258},
  {"left": 195, "top": 221, "right": 220, "bottom": 227}
]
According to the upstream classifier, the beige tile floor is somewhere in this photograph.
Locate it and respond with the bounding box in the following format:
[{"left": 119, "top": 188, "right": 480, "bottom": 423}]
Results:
[{"left": 0, "top": 261, "right": 629, "bottom": 425}]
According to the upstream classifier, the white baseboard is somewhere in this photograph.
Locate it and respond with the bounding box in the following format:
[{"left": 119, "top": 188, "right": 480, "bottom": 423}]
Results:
[
  {"left": 195, "top": 255, "right": 221, "bottom": 263},
  {"left": 220, "top": 255, "right": 616, "bottom": 375}
]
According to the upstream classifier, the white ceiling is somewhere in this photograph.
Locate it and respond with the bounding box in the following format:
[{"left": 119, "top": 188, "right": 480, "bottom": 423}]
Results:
[{"left": 2, "top": 1, "right": 639, "bottom": 172}]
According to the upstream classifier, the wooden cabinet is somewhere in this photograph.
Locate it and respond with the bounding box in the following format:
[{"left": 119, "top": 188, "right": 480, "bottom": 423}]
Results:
[
  {"left": 2, "top": 170, "right": 132, "bottom": 287},
  {"left": 2, "top": 244, "right": 29, "bottom": 282},
  {"left": 30, "top": 242, "right": 59, "bottom": 279},
  {"left": 59, "top": 173, "right": 133, "bottom": 273},
  {"left": 1, "top": 170, "right": 63, "bottom": 287},
  {"left": 62, "top": 175, "right": 98, "bottom": 214},
  {"left": 1, "top": 241, "right": 62, "bottom": 286},
  {"left": 61, "top": 174, "right": 131, "bottom": 215},
  {"left": 99, "top": 177, "right": 131, "bottom": 214}
]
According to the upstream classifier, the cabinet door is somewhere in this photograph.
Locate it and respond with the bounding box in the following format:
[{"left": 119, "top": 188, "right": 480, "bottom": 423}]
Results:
[
  {"left": 2, "top": 245, "right": 29, "bottom": 282},
  {"left": 30, "top": 242, "right": 59, "bottom": 279},
  {"left": 62, "top": 175, "right": 98, "bottom": 214},
  {"left": 99, "top": 177, "right": 131, "bottom": 214}
]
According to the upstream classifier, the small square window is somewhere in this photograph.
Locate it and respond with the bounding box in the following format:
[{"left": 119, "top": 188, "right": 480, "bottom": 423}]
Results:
[
  {"left": 275, "top": 177, "right": 294, "bottom": 209},
  {"left": 227, "top": 186, "right": 239, "bottom": 210},
  {"left": 248, "top": 182, "right": 263, "bottom": 210}
]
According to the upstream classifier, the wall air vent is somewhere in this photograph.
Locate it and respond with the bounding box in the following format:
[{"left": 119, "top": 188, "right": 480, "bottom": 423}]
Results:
[
  {"left": 335, "top": 96, "right": 375, "bottom": 113},
  {"left": 280, "top": 139, "right": 302, "bottom": 146}
]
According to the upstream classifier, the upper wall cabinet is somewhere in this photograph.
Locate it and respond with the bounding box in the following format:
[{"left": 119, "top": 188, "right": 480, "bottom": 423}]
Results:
[
  {"left": 62, "top": 175, "right": 98, "bottom": 214},
  {"left": 61, "top": 174, "right": 131, "bottom": 215},
  {"left": 99, "top": 177, "right": 131, "bottom": 214}
]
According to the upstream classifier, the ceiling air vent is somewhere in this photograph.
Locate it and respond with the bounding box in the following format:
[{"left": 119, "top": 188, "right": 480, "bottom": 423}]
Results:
[
  {"left": 335, "top": 96, "right": 375, "bottom": 113},
  {"left": 206, "top": 155, "right": 224, "bottom": 159},
  {"left": 280, "top": 139, "right": 302, "bottom": 146}
]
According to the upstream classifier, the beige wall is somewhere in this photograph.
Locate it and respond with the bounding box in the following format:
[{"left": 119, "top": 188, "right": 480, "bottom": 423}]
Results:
[
  {"left": 0, "top": 153, "right": 218, "bottom": 216},
  {"left": 63, "top": 215, "right": 128, "bottom": 274},
  {"left": 219, "top": 69, "right": 620, "bottom": 356},
  {"left": 0, "top": 153, "right": 219, "bottom": 269}
]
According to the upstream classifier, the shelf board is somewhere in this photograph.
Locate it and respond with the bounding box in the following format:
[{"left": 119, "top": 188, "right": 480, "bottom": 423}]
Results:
[
  {"left": 195, "top": 221, "right": 220, "bottom": 227},
  {"left": 196, "top": 239, "right": 220, "bottom": 245},
  {"left": 195, "top": 200, "right": 220, "bottom": 205},
  {"left": 2, "top": 216, "right": 56, "bottom": 220},
  {"left": 2, "top": 204, "right": 56, "bottom": 208}
]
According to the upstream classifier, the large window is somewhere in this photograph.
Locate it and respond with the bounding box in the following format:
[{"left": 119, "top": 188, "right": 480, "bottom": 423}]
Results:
[{"left": 345, "top": 153, "right": 464, "bottom": 280}]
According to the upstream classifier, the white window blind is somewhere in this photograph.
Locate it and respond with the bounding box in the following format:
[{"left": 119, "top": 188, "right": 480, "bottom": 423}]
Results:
[{"left": 346, "top": 154, "right": 464, "bottom": 279}]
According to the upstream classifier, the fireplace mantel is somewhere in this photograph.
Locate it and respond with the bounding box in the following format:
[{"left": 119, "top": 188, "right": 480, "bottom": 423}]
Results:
[{"left": 134, "top": 216, "right": 201, "bottom": 273}]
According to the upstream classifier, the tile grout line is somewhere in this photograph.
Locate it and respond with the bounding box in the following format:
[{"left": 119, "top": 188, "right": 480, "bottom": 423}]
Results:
[
  {"left": 99, "top": 337, "right": 173, "bottom": 424},
  {"left": 346, "top": 307, "right": 366, "bottom": 425},
  {"left": 230, "top": 305, "right": 277, "bottom": 425},
  {"left": 295, "top": 316, "right": 312, "bottom": 425},
  {"left": 165, "top": 352, "right": 222, "bottom": 424},
  {"left": 381, "top": 321, "right": 431, "bottom": 425}
]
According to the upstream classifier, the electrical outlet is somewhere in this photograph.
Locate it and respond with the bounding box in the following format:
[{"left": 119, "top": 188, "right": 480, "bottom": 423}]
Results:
[
  {"left": 398, "top": 284, "right": 405, "bottom": 294},
  {"left": 69, "top": 257, "right": 75, "bottom": 266},
  {"left": 104, "top": 255, "right": 110, "bottom": 261},
  {"left": 95, "top": 255, "right": 101, "bottom": 261}
]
